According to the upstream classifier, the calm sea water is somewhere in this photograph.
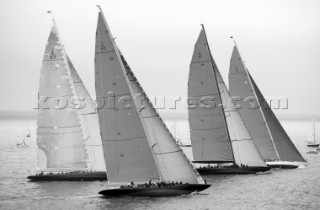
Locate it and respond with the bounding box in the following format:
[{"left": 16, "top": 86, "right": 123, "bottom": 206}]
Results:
[{"left": 0, "top": 118, "right": 320, "bottom": 210}]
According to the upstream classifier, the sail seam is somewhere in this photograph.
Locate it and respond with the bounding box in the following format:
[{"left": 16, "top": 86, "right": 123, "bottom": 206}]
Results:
[
  {"left": 95, "top": 50, "right": 115, "bottom": 54},
  {"left": 191, "top": 60, "right": 211, "bottom": 64},
  {"left": 155, "top": 149, "right": 182, "bottom": 155},
  {"left": 102, "top": 136, "right": 147, "bottom": 141}
]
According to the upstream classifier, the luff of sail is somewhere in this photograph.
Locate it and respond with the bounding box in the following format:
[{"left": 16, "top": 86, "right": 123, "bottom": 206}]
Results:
[
  {"left": 229, "top": 46, "right": 278, "bottom": 161},
  {"left": 95, "top": 10, "right": 202, "bottom": 184},
  {"left": 67, "top": 56, "right": 106, "bottom": 171},
  {"left": 188, "top": 29, "right": 234, "bottom": 163},
  {"left": 37, "top": 25, "right": 88, "bottom": 171}
]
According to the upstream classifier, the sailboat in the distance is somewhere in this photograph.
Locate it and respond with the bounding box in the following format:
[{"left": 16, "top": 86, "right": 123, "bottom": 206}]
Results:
[
  {"left": 95, "top": 6, "right": 210, "bottom": 197},
  {"left": 188, "top": 26, "right": 270, "bottom": 174},
  {"left": 17, "top": 126, "right": 30, "bottom": 148},
  {"left": 229, "top": 43, "right": 307, "bottom": 169},
  {"left": 27, "top": 15, "right": 106, "bottom": 181},
  {"left": 306, "top": 115, "right": 319, "bottom": 147}
]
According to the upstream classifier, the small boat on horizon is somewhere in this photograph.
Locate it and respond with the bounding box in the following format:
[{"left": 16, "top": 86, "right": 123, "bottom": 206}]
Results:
[
  {"left": 171, "top": 120, "right": 192, "bottom": 147},
  {"left": 306, "top": 150, "right": 318, "bottom": 154},
  {"left": 306, "top": 115, "right": 319, "bottom": 147},
  {"left": 17, "top": 126, "right": 30, "bottom": 148}
]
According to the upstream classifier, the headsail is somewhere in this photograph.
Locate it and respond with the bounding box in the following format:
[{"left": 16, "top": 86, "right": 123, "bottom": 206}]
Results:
[
  {"left": 216, "top": 70, "right": 266, "bottom": 167},
  {"left": 188, "top": 29, "right": 233, "bottom": 163},
  {"left": 249, "top": 73, "right": 305, "bottom": 162},
  {"left": 37, "top": 25, "right": 88, "bottom": 171},
  {"left": 67, "top": 56, "right": 106, "bottom": 171},
  {"left": 95, "top": 8, "right": 202, "bottom": 184},
  {"left": 229, "top": 46, "right": 305, "bottom": 162},
  {"left": 229, "top": 46, "right": 278, "bottom": 161}
]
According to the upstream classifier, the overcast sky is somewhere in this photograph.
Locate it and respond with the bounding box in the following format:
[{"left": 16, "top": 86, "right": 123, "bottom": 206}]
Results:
[{"left": 0, "top": 0, "right": 319, "bottom": 117}]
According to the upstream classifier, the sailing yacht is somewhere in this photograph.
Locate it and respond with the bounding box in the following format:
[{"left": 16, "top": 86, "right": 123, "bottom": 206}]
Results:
[
  {"left": 188, "top": 26, "right": 270, "bottom": 174},
  {"left": 228, "top": 45, "right": 307, "bottom": 169},
  {"left": 95, "top": 6, "right": 210, "bottom": 197},
  {"left": 27, "top": 19, "right": 106, "bottom": 181},
  {"left": 171, "top": 120, "right": 191, "bottom": 147},
  {"left": 17, "top": 126, "right": 30, "bottom": 148},
  {"left": 306, "top": 115, "right": 319, "bottom": 147}
]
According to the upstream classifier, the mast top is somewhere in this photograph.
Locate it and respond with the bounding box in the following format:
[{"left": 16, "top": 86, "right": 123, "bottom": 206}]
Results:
[
  {"left": 96, "top": 5, "right": 103, "bottom": 12},
  {"left": 47, "top": 10, "right": 56, "bottom": 25},
  {"left": 230, "top": 36, "right": 237, "bottom": 47}
]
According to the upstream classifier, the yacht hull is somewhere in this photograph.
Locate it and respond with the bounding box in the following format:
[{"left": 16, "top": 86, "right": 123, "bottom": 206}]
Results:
[
  {"left": 196, "top": 166, "right": 271, "bottom": 175},
  {"left": 98, "top": 184, "right": 210, "bottom": 197},
  {"left": 27, "top": 171, "right": 107, "bottom": 181},
  {"left": 307, "top": 144, "right": 320, "bottom": 147},
  {"left": 266, "top": 161, "right": 306, "bottom": 169}
]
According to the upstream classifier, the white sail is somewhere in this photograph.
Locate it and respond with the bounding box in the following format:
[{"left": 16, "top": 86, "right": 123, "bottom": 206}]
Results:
[
  {"left": 229, "top": 46, "right": 278, "bottom": 161},
  {"left": 37, "top": 25, "right": 89, "bottom": 171},
  {"left": 95, "top": 12, "right": 159, "bottom": 183},
  {"left": 121, "top": 54, "right": 201, "bottom": 184},
  {"left": 229, "top": 46, "right": 305, "bottom": 162},
  {"left": 312, "top": 115, "right": 316, "bottom": 143},
  {"left": 188, "top": 29, "right": 233, "bottom": 163},
  {"left": 249, "top": 73, "right": 305, "bottom": 162},
  {"left": 216, "top": 70, "right": 266, "bottom": 167},
  {"left": 95, "top": 9, "right": 202, "bottom": 184},
  {"left": 67, "top": 56, "right": 106, "bottom": 171}
]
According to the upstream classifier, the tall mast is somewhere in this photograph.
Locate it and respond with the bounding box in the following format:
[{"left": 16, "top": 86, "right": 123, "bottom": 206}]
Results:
[{"left": 201, "top": 24, "right": 235, "bottom": 164}]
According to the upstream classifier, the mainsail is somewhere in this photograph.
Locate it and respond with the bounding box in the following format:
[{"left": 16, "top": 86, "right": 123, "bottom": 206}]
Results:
[
  {"left": 229, "top": 46, "right": 305, "bottom": 162},
  {"left": 37, "top": 23, "right": 105, "bottom": 172},
  {"left": 37, "top": 25, "right": 88, "bottom": 171},
  {"left": 189, "top": 28, "right": 266, "bottom": 167},
  {"left": 95, "top": 8, "right": 202, "bottom": 184},
  {"left": 188, "top": 29, "right": 233, "bottom": 163}
]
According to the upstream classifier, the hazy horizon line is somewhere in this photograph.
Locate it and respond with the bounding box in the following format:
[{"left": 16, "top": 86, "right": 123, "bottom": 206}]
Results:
[{"left": 0, "top": 110, "right": 315, "bottom": 121}]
